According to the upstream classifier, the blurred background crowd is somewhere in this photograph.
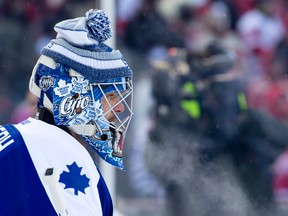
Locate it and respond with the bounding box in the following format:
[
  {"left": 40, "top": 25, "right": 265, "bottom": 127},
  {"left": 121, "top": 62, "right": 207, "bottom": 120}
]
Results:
[{"left": 2, "top": 0, "right": 288, "bottom": 215}]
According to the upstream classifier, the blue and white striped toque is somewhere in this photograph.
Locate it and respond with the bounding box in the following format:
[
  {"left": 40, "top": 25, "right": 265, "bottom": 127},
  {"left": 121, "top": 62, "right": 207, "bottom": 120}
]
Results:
[{"left": 41, "top": 9, "right": 133, "bottom": 82}]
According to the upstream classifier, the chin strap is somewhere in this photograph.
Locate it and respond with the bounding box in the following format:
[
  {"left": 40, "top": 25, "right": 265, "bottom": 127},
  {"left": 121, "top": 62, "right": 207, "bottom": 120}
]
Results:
[{"left": 68, "top": 125, "right": 96, "bottom": 136}]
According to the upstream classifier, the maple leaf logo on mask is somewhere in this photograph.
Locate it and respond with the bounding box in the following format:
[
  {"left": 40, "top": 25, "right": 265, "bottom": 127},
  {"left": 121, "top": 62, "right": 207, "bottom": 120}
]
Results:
[
  {"left": 54, "top": 79, "right": 73, "bottom": 97},
  {"left": 71, "top": 77, "right": 89, "bottom": 94},
  {"left": 59, "top": 162, "right": 90, "bottom": 195}
]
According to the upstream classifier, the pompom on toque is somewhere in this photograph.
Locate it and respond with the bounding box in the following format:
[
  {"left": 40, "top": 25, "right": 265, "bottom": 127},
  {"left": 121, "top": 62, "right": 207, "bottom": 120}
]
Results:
[
  {"left": 50, "top": 9, "right": 113, "bottom": 48},
  {"left": 86, "top": 9, "right": 112, "bottom": 43}
]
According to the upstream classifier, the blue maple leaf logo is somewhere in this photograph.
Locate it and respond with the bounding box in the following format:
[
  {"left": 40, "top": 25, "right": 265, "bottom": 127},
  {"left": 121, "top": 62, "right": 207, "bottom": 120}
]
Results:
[{"left": 59, "top": 162, "right": 90, "bottom": 195}]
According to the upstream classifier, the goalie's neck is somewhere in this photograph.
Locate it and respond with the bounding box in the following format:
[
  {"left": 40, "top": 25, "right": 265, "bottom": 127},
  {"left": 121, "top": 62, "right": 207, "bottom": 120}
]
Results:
[{"left": 36, "top": 107, "right": 72, "bottom": 136}]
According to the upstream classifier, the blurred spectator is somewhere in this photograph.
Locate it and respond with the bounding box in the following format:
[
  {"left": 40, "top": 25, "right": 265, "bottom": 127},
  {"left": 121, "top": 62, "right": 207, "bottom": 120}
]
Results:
[
  {"left": 0, "top": 79, "right": 13, "bottom": 124},
  {"left": 236, "top": 0, "right": 285, "bottom": 81},
  {"left": 176, "top": 2, "right": 214, "bottom": 54},
  {"left": 146, "top": 43, "right": 261, "bottom": 216},
  {"left": 175, "top": 0, "right": 244, "bottom": 65},
  {"left": 34, "top": 18, "right": 56, "bottom": 57},
  {"left": 156, "top": 0, "right": 209, "bottom": 20},
  {"left": 0, "top": 0, "right": 74, "bottom": 124},
  {"left": 116, "top": 0, "right": 143, "bottom": 38},
  {"left": 272, "top": 149, "right": 288, "bottom": 215},
  {"left": 273, "top": 33, "right": 288, "bottom": 79},
  {"left": 124, "top": 0, "right": 185, "bottom": 54},
  {"left": 232, "top": 0, "right": 257, "bottom": 16},
  {"left": 246, "top": 33, "right": 288, "bottom": 125},
  {"left": 10, "top": 91, "right": 37, "bottom": 124},
  {"left": 204, "top": 1, "right": 245, "bottom": 55}
]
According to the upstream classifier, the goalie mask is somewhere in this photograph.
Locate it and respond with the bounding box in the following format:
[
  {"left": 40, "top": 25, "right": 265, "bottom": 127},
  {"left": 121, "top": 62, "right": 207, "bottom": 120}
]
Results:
[{"left": 29, "top": 9, "right": 133, "bottom": 170}]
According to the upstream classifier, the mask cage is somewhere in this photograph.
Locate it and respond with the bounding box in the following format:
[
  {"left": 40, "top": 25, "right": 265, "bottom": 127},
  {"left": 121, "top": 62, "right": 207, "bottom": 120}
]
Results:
[{"left": 90, "top": 78, "right": 133, "bottom": 137}]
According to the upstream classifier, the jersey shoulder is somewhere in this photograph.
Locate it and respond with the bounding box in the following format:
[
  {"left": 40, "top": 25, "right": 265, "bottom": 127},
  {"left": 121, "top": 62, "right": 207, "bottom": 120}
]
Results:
[{"left": 0, "top": 122, "right": 26, "bottom": 159}]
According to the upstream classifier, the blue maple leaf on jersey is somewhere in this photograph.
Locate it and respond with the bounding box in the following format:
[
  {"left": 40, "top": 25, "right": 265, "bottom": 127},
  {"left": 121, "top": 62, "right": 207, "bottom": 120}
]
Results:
[{"left": 59, "top": 162, "right": 90, "bottom": 195}]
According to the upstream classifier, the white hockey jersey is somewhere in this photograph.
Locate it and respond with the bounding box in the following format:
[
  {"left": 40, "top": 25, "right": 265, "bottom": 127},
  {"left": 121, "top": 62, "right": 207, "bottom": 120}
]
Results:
[{"left": 0, "top": 118, "right": 113, "bottom": 216}]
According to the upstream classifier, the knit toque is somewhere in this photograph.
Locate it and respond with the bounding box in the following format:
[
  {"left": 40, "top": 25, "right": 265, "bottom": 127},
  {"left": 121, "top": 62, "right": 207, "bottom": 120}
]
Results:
[{"left": 41, "top": 9, "right": 133, "bottom": 82}]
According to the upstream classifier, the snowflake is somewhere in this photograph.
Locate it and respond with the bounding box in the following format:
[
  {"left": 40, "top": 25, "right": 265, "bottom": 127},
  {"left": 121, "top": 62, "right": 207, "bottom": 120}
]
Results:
[{"left": 59, "top": 162, "right": 90, "bottom": 195}]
